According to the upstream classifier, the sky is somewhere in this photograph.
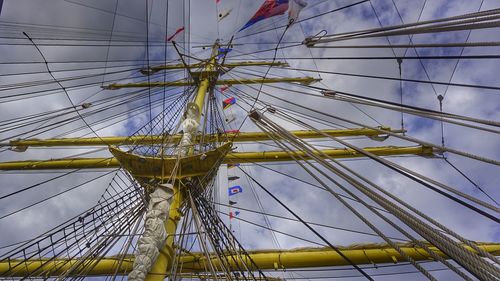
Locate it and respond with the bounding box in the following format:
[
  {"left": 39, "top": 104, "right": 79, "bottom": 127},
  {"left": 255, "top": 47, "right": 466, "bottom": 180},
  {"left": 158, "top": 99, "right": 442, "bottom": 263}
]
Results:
[{"left": 0, "top": 0, "right": 499, "bottom": 280}]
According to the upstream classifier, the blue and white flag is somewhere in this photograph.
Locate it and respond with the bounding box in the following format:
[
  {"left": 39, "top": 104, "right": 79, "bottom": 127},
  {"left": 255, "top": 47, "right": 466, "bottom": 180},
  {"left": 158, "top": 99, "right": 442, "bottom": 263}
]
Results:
[
  {"left": 217, "top": 47, "right": 233, "bottom": 59},
  {"left": 228, "top": 185, "right": 243, "bottom": 196}
]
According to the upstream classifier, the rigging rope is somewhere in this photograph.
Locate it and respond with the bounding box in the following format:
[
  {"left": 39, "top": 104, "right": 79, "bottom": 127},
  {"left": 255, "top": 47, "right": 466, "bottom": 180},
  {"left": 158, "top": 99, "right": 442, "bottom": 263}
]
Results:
[{"left": 249, "top": 109, "right": 499, "bottom": 280}]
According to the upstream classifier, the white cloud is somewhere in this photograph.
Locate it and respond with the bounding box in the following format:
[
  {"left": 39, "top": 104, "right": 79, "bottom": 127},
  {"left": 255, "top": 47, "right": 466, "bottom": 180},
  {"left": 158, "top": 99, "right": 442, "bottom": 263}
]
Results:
[{"left": 0, "top": 0, "right": 498, "bottom": 280}]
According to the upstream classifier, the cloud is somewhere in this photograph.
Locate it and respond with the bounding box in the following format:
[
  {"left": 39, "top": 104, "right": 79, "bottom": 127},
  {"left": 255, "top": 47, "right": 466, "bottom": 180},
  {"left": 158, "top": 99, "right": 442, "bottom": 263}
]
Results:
[{"left": 0, "top": 0, "right": 499, "bottom": 280}]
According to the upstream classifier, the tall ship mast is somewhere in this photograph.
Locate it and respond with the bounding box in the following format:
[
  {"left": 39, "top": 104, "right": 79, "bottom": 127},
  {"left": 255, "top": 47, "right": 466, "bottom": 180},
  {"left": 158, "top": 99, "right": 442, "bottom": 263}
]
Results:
[{"left": 0, "top": 1, "right": 499, "bottom": 280}]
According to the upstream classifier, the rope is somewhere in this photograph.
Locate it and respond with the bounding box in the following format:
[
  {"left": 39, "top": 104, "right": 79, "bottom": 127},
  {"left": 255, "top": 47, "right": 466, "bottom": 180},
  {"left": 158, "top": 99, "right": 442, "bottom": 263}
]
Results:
[
  {"left": 237, "top": 165, "right": 376, "bottom": 281},
  {"left": 251, "top": 110, "right": 500, "bottom": 280},
  {"left": 249, "top": 112, "right": 464, "bottom": 280}
]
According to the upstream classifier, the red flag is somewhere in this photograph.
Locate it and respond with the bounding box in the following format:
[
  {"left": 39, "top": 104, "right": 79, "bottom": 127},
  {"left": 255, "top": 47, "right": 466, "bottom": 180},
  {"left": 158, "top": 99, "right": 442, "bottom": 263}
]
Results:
[
  {"left": 239, "top": 0, "right": 289, "bottom": 31},
  {"left": 229, "top": 211, "right": 240, "bottom": 219},
  {"left": 166, "top": 26, "right": 185, "bottom": 42},
  {"left": 222, "top": 97, "right": 236, "bottom": 109},
  {"left": 220, "top": 84, "right": 230, "bottom": 92}
]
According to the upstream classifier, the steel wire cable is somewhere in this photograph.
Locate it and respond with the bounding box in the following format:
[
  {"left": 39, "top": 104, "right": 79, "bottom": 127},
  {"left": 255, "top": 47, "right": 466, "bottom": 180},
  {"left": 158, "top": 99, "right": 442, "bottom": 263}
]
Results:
[
  {"left": 309, "top": 8, "right": 500, "bottom": 43},
  {"left": 248, "top": 83, "right": 500, "bottom": 215},
  {"left": 212, "top": 201, "right": 409, "bottom": 242},
  {"left": 271, "top": 110, "right": 500, "bottom": 278},
  {"left": 235, "top": 165, "right": 376, "bottom": 281},
  {"left": 234, "top": 0, "right": 370, "bottom": 40},
  {"left": 0, "top": 169, "right": 119, "bottom": 221},
  {"left": 0, "top": 87, "right": 176, "bottom": 136},
  {"left": 248, "top": 117, "right": 453, "bottom": 280},
  {"left": 224, "top": 67, "right": 500, "bottom": 132},
  {"left": 248, "top": 82, "right": 500, "bottom": 166},
  {"left": 0, "top": 170, "right": 139, "bottom": 259},
  {"left": 272, "top": 110, "right": 500, "bottom": 262},
  {"left": 250, "top": 112, "right": 485, "bottom": 280},
  {"left": 0, "top": 88, "right": 181, "bottom": 143},
  {"left": 1, "top": 181, "right": 143, "bottom": 277},
  {"left": 225, "top": 79, "right": 498, "bottom": 264},
  {"left": 223, "top": 77, "right": 496, "bottom": 218},
  {"left": 1, "top": 1, "right": 499, "bottom": 279}
]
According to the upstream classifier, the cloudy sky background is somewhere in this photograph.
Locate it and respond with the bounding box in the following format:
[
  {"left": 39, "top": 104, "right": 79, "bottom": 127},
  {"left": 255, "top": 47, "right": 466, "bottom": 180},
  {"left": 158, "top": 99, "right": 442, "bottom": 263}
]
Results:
[{"left": 0, "top": 0, "right": 499, "bottom": 280}]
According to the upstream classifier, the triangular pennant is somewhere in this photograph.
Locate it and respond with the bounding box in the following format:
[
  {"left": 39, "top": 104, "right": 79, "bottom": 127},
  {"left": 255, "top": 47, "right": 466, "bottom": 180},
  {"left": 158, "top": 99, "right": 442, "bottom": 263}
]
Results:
[
  {"left": 239, "top": 0, "right": 289, "bottom": 31},
  {"left": 220, "top": 84, "right": 230, "bottom": 92},
  {"left": 166, "top": 26, "right": 185, "bottom": 42}
]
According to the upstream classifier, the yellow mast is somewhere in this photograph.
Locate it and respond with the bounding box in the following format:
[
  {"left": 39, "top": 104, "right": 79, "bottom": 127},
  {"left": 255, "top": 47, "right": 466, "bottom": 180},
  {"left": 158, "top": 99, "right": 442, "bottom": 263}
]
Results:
[
  {"left": 140, "top": 61, "right": 289, "bottom": 75},
  {"left": 102, "top": 77, "right": 319, "bottom": 90},
  {"left": 5, "top": 127, "right": 404, "bottom": 148},
  {"left": 143, "top": 40, "right": 221, "bottom": 281},
  {"left": 1, "top": 242, "right": 499, "bottom": 277},
  {"left": 0, "top": 145, "right": 434, "bottom": 171},
  {"left": 2, "top": 38, "right": 495, "bottom": 281}
]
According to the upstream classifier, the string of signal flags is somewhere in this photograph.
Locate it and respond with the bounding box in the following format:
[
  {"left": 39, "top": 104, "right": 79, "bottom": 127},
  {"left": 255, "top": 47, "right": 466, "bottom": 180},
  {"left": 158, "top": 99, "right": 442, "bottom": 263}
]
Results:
[
  {"left": 227, "top": 163, "right": 242, "bottom": 220},
  {"left": 166, "top": 0, "right": 308, "bottom": 42}
]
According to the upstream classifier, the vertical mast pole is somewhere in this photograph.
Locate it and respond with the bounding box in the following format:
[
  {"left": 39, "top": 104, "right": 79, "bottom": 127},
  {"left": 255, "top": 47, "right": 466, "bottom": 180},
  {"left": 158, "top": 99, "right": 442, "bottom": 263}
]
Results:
[{"left": 144, "top": 40, "right": 220, "bottom": 281}]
